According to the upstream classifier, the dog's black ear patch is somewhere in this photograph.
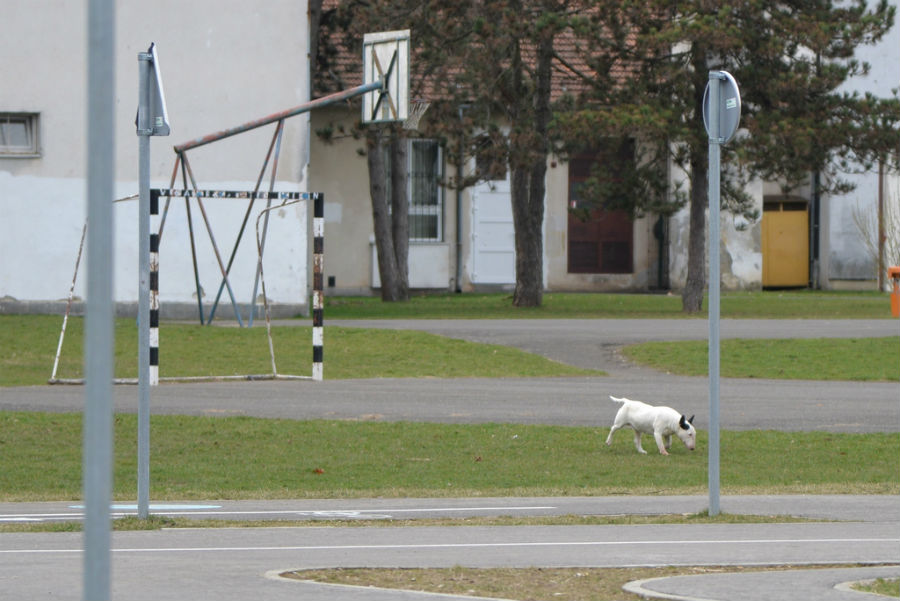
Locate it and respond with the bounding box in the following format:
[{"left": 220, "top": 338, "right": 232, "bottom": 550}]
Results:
[{"left": 679, "top": 415, "right": 690, "bottom": 430}]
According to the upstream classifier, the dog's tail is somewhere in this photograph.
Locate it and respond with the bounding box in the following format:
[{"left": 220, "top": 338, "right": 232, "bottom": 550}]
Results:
[{"left": 609, "top": 395, "right": 629, "bottom": 404}]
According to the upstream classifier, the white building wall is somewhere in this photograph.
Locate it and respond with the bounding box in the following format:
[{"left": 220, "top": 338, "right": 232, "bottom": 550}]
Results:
[
  {"left": 1, "top": 1, "right": 310, "bottom": 316},
  {"left": 825, "top": 1, "right": 900, "bottom": 288},
  {"left": 667, "top": 165, "right": 763, "bottom": 292}
]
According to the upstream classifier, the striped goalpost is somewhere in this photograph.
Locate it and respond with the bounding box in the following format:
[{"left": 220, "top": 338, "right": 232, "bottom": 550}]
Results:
[
  {"left": 251, "top": 190, "right": 324, "bottom": 382},
  {"left": 149, "top": 190, "right": 160, "bottom": 385},
  {"left": 311, "top": 194, "right": 324, "bottom": 381},
  {"left": 148, "top": 188, "right": 326, "bottom": 383},
  {"left": 48, "top": 189, "right": 325, "bottom": 384}
]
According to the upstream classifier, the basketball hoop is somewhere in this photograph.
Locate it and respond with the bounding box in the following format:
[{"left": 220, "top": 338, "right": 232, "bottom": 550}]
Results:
[{"left": 403, "top": 99, "right": 431, "bottom": 131}]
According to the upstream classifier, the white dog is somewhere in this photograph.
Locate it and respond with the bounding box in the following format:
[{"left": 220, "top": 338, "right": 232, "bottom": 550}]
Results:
[{"left": 605, "top": 396, "right": 696, "bottom": 456}]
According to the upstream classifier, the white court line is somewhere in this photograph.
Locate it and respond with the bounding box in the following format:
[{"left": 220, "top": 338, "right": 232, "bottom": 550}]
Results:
[
  {"left": 0, "top": 505, "right": 557, "bottom": 521},
  {"left": 2, "top": 537, "right": 895, "bottom": 555},
  {"left": 70, "top": 504, "right": 223, "bottom": 510}
]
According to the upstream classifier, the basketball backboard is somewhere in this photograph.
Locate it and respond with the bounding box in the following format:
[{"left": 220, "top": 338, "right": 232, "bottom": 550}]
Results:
[{"left": 362, "top": 30, "right": 409, "bottom": 124}]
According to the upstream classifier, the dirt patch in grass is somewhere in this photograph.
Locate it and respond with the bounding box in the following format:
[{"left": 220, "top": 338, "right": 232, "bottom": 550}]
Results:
[{"left": 285, "top": 565, "right": 874, "bottom": 601}]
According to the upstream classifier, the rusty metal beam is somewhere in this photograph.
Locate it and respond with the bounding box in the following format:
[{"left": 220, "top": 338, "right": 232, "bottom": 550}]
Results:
[{"left": 173, "top": 79, "right": 382, "bottom": 153}]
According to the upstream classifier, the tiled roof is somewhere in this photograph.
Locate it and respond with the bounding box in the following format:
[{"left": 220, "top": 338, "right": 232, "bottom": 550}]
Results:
[{"left": 315, "top": 1, "right": 628, "bottom": 103}]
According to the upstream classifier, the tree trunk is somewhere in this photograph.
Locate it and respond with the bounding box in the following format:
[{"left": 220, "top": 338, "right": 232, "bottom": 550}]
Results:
[
  {"left": 510, "top": 18, "right": 553, "bottom": 308},
  {"left": 367, "top": 128, "right": 410, "bottom": 302},
  {"left": 682, "top": 144, "right": 708, "bottom": 313},
  {"left": 682, "top": 48, "right": 712, "bottom": 314},
  {"left": 389, "top": 128, "right": 409, "bottom": 300},
  {"left": 511, "top": 167, "right": 544, "bottom": 307},
  {"left": 367, "top": 129, "right": 407, "bottom": 302}
]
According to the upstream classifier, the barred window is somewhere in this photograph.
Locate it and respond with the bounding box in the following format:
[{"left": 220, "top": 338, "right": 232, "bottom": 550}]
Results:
[
  {"left": 408, "top": 139, "right": 443, "bottom": 241},
  {"left": 383, "top": 138, "right": 444, "bottom": 242},
  {"left": 0, "top": 113, "right": 40, "bottom": 157}
]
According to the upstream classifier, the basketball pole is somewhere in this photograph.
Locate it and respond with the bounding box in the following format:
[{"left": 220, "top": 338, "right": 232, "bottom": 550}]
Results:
[{"left": 84, "top": 1, "right": 115, "bottom": 598}]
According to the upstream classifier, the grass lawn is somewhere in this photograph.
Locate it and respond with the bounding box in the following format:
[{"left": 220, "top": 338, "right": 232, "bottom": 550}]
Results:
[
  {"left": 1, "top": 412, "right": 896, "bottom": 502},
  {"left": 623, "top": 337, "right": 899, "bottom": 380},
  {"left": 2, "top": 310, "right": 898, "bottom": 386},
  {"left": 853, "top": 578, "right": 900, "bottom": 597},
  {"left": 324, "top": 290, "right": 894, "bottom": 319},
  {"left": 0, "top": 315, "right": 599, "bottom": 387}
]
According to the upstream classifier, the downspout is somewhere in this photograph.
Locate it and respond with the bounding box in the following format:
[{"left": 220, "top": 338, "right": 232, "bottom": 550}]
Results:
[
  {"left": 809, "top": 54, "right": 830, "bottom": 290},
  {"left": 810, "top": 53, "right": 821, "bottom": 290},
  {"left": 658, "top": 145, "right": 672, "bottom": 290},
  {"left": 810, "top": 170, "right": 821, "bottom": 289},
  {"left": 878, "top": 159, "right": 885, "bottom": 291},
  {"left": 455, "top": 105, "right": 469, "bottom": 292}
]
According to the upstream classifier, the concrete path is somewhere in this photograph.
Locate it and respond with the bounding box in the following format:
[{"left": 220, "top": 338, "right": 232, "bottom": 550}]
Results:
[
  {"left": 326, "top": 318, "right": 900, "bottom": 373},
  {"left": 3, "top": 374, "right": 898, "bottom": 433}
]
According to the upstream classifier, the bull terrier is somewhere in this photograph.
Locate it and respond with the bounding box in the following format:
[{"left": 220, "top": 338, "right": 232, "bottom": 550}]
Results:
[{"left": 605, "top": 395, "right": 696, "bottom": 456}]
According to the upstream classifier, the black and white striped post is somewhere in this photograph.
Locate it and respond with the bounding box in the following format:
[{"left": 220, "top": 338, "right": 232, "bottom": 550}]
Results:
[
  {"left": 312, "top": 193, "right": 324, "bottom": 381},
  {"left": 149, "top": 189, "right": 160, "bottom": 386}
]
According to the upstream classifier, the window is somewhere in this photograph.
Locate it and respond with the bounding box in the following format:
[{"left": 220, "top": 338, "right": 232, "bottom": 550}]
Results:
[
  {"left": 408, "top": 139, "right": 443, "bottom": 241},
  {"left": 0, "top": 113, "right": 40, "bottom": 157},
  {"left": 384, "top": 139, "right": 444, "bottom": 242}
]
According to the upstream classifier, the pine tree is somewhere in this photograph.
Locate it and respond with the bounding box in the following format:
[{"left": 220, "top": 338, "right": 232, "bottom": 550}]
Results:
[
  {"left": 318, "top": 0, "right": 900, "bottom": 309},
  {"left": 558, "top": 0, "right": 900, "bottom": 311}
]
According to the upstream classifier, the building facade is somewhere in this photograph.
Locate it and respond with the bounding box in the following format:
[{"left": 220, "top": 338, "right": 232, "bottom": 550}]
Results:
[
  {"left": 3, "top": 1, "right": 897, "bottom": 312},
  {"left": 1, "top": 1, "right": 312, "bottom": 318}
]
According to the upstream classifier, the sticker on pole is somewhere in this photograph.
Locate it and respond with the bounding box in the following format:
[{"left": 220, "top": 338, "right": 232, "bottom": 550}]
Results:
[{"left": 702, "top": 71, "right": 741, "bottom": 143}]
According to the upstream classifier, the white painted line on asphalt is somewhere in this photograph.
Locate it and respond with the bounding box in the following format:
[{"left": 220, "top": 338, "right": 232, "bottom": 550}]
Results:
[
  {"left": 0, "top": 505, "right": 557, "bottom": 522},
  {"left": 127, "top": 505, "right": 558, "bottom": 517},
  {"left": 0, "top": 514, "right": 82, "bottom": 521},
  {"left": 340, "top": 505, "right": 559, "bottom": 514},
  {"left": 2, "top": 537, "right": 895, "bottom": 555},
  {"left": 69, "top": 504, "right": 223, "bottom": 510}
]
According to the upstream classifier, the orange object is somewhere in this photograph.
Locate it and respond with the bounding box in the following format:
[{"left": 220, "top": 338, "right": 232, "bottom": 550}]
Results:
[{"left": 889, "top": 266, "right": 900, "bottom": 318}]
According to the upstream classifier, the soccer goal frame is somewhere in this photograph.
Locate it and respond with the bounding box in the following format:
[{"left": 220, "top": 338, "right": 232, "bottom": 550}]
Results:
[{"left": 47, "top": 188, "right": 324, "bottom": 384}]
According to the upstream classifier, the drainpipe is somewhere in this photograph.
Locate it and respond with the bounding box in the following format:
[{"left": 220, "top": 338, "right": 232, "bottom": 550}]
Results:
[
  {"left": 810, "top": 170, "right": 821, "bottom": 289},
  {"left": 810, "top": 54, "right": 822, "bottom": 290},
  {"left": 455, "top": 105, "right": 470, "bottom": 293},
  {"left": 878, "top": 159, "right": 885, "bottom": 291}
]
